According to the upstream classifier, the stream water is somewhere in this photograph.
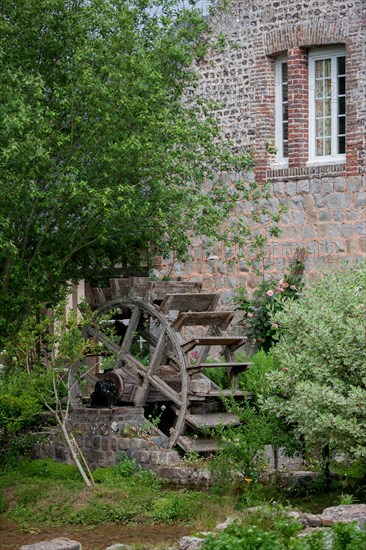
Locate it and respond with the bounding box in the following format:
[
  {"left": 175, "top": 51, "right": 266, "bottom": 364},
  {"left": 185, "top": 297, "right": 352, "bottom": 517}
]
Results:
[{"left": 0, "top": 519, "right": 192, "bottom": 549}]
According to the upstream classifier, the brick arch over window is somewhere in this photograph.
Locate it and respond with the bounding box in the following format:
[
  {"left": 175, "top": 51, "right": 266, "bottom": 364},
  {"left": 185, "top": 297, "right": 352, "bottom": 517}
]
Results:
[{"left": 263, "top": 19, "right": 348, "bottom": 56}]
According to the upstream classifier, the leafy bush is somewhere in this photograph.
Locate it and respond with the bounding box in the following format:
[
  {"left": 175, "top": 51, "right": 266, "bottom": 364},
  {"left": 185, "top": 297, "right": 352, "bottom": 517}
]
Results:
[
  {"left": 202, "top": 515, "right": 366, "bottom": 549},
  {"left": 265, "top": 264, "right": 366, "bottom": 465},
  {"left": 234, "top": 250, "right": 306, "bottom": 352},
  {"left": 238, "top": 349, "right": 277, "bottom": 399}
]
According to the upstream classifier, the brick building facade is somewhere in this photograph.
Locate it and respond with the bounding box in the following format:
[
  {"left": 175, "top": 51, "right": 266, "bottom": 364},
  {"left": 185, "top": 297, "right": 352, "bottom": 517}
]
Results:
[{"left": 158, "top": 0, "right": 366, "bottom": 301}]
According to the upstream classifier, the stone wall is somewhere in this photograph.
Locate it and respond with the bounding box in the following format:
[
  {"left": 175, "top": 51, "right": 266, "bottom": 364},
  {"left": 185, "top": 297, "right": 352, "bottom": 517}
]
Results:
[
  {"left": 32, "top": 407, "right": 214, "bottom": 486},
  {"left": 158, "top": 0, "right": 365, "bottom": 301}
]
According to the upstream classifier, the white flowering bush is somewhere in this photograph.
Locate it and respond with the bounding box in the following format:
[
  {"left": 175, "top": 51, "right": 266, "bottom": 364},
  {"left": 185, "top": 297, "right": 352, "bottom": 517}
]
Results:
[{"left": 265, "top": 264, "right": 366, "bottom": 462}]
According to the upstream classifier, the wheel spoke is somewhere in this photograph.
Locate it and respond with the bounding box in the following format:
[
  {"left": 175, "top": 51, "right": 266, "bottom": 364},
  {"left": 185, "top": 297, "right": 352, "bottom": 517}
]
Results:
[
  {"left": 84, "top": 325, "right": 120, "bottom": 354},
  {"left": 134, "top": 329, "right": 167, "bottom": 406},
  {"left": 118, "top": 306, "right": 142, "bottom": 356}
]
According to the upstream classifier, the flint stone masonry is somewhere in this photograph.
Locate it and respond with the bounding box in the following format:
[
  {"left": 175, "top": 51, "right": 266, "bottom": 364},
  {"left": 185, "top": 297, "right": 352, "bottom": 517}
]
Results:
[
  {"left": 32, "top": 407, "right": 181, "bottom": 472},
  {"left": 158, "top": 1, "right": 365, "bottom": 301}
]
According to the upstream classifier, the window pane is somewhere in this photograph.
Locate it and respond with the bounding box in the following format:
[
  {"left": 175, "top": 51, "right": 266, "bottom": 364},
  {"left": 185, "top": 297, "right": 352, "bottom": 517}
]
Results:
[
  {"left": 315, "top": 60, "right": 323, "bottom": 78},
  {"left": 316, "top": 138, "right": 323, "bottom": 156},
  {"left": 324, "top": 118, "right": 332, "bottom": 136},
  {"left": 316, "top": 118, "right": 323, "bottom": 137},
  {"left": 338, "top": 56, "right": 345, "bottom": 75},
  {"left": 338, "top": 95, "right": 345, "bottom": 115},
  {"left": 324, "top": 137, "right": 331, "bottom": 155},
  {"left": 338, "top": 135, "right": 346, "bottom": 154},
  {"left": 283, "top": 141, "right": 288, "bottom": 158},
  {"left": 282, "top": 62, "right": 288, "bottom": 82},
  {"left": 316, "top": 79, "right": 323, "bottom": 98},
  {"left": 338, "top": 76, "right": 345, "bottom": 95},
  {"left": 338, "top": 116, "right": 346, "bottom": 135},
  {"left": 324, "top": 78, "right": 332, "bottom": 97},
  {"left": 324, "top": 98, "right": 331, "bottom": 117},
  {"left": 316, "top": 99, "right": 323, "bottom": 117},
  {"left": 324, "top": 58, "right": 331, "bottom": 77}
]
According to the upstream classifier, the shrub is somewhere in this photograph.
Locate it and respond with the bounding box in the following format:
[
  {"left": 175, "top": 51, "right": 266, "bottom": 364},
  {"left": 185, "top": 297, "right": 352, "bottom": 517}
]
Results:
[
  {"left": 202, "top": 515, "right": 366, "bottom": 549},
  {"left": 234, "top": 250, "right": 306, "bottom": 352},
  {"left": 265, "top": 264, "right": 366, "bottom": 465}
]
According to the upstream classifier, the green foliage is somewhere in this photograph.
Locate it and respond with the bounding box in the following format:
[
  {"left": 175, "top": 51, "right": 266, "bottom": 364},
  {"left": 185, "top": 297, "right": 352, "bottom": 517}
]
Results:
[
  {"left": 0, "top": 393, "right": 42, "bottom": 435},
  {"left": 204, "top": 350, "right": 277, "bottom": 396},
  {"left": 234, "top": 250, "right": 306, "bottom": 352},
  {"left": 238, "top": 350, "right": 277, "bottom": 399},
  {"left": 92, "top": 453, "right": 158, "bottom": 488},
  {"left": 210, "top": 401, "right": 273, "bottom": 485},
  {"left": 265, "top": 263, "right": 366, "bottom": 465},
  {"left": 0, "top": 0, "right": 279, "bottom": 347},
  {"left": 2, "top": 458, "right": 80, "bottom": 480},
  {"left": 149, "top": 491, "right": 205, "bottom": 523},
  {"left": 202, "top": 514, "right": 366, "bottom": 549}
]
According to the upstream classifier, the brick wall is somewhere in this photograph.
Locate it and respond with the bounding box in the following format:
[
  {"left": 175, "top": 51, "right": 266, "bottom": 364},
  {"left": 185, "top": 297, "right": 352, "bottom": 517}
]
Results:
[{"left": 158, "top": 0, "right": 365, "bottom": 299}]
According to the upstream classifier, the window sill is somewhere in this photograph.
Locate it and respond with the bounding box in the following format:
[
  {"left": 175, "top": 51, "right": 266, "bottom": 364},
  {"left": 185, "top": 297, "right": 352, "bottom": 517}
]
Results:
[
  {"left": 306, "top": 157, "right": 346, "bottom": 168},
  {"left": 271, "top": 161, "right": 288, "bottom": 170}
]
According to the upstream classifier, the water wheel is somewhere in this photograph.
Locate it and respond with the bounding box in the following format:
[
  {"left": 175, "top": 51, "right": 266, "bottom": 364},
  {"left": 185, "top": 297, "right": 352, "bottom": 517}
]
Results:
[{"left": 70, "top": 278, "right": 252, "bottom": 451}]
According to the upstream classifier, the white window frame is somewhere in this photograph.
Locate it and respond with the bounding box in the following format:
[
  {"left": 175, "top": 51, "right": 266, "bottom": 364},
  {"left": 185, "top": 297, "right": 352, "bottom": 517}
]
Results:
[
  {"left": 308, "top": 47, "right": 346, "bottom": 165},
  {"left": 274, "top": 55, "right": 288, "bottom": 167}
]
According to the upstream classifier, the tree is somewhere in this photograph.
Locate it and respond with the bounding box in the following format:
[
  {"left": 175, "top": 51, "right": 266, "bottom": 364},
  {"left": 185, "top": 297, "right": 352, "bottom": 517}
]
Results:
[
  {"left": 1, "top": 0, "right": 267, "bottom": 346},
  {"left": 265, "top": 264, "right": 366, "bottom": 467}
]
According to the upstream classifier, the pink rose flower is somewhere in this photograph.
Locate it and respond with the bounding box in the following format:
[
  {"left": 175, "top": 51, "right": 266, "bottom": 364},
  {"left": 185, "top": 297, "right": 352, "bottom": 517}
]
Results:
[
  {"left": 247, "top": 312, "right": 254, "bottom": 318},
  {"left": 266, "top": 289, "right": 274, "bottom": 297}
]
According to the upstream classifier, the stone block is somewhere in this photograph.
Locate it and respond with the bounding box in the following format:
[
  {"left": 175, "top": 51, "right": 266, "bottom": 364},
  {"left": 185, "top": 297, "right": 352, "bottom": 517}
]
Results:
[
  {"left": 286, "top": 182, "right": 297, "bottom": 196},
  {"left": 328, "top": 224, "right": 341, "bottom": 238},
  {"left": 139, "top": 450, "right": 151, "bottom": 463},
  {"left": 293, "top": 210, "right": 305, "bottom": 224},
  {"left": 20, "top": 539, "right": 81, "bottom": 550},
  {"left": 309, "top": 180, "right": 321, "bottom": 193},
  {"left": 347, "top": 176, "right": 363, "bottom": 192},
  {"left": 355, "top": 193, "right": 366, "bottom": 208},
  {"left": 340, "top": 224, "right": 354, "bottom": 237},
  {"left": 355, "top": 223, "right": 366, "bottom": 235},
  {"left": 303, "top": 195, "right": 315, "bottom": 209},
  {"left": 333, "top": 210, "right": 344, "bottom": 222},
  {"left": 346, "top": 210, "right": 358, "bottom": 221},
  {"left": 314, "top": 194, "right": 326, "bottom": 208},
  {"left": 130, "top": 438, "right": 148, "bottom": 451},
  {"left": 321, "top": 179, "right": 334, "bottom": 193},
  {"left": 334, "top": 178, "right": 346, "bottom": 192},
  {"left": 297, "top": 180, "right": 310, "bottom": 194},
  {"left": 118, "top": 438, "right": 131, "bottom": 451}
]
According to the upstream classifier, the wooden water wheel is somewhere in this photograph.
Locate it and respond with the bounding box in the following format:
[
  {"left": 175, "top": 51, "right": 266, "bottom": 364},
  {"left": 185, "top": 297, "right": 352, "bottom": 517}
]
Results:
[{"left": 71, "top": 278, "right": 252, "bottom": 451}]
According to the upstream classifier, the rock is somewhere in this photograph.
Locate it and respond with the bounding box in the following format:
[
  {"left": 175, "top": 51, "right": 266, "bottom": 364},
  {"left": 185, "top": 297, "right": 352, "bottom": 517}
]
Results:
[
  {"left": 104, "top": 544, "right": 133, "bottom": 550},
  {"left": 214, "top": 516, "right": 236, "bottom": 531},
  {"left": 179, "top": 535, "right": 205, "bottom": 550},
  {"left": 302, "top": 513, "right": 322, "bottom": 527},
  {"left": 322, "top": 504, "right": 366, "bottom": 529},
  {"left": 319, "top": 515, "right": 335, "bottom": 527},
  {"left": 19, "top": 539, "right": 81, "bottom": 550}
]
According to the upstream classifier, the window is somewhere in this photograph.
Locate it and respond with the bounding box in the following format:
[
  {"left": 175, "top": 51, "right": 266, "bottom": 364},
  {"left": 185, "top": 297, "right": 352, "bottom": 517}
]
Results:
[
  {"left": 308, "top": 47, "right": 346, "bottom": 163},
  {"left": 275, "top": 56, "right": 288, "bottom": 165}
]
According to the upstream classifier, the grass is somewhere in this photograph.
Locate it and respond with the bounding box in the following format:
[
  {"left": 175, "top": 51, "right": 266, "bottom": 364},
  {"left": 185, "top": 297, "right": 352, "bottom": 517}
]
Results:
[{"left": 0, "top": 457, "right": 238, "bottom": 529}]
